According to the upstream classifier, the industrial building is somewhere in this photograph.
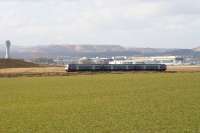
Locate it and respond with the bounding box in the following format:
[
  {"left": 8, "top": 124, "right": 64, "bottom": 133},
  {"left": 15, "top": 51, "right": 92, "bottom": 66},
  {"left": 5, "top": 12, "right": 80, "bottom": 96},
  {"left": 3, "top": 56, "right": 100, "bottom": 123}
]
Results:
[{"left": 109, "top": 56, "right": 184, "bottom": 65}]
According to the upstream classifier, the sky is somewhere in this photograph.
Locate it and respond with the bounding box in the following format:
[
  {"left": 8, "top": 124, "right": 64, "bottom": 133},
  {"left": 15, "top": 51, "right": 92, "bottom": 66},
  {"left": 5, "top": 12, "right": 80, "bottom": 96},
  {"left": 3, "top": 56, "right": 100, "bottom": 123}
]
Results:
[{"left": 0, "top": 0, "right": 200, "bottom": 48}]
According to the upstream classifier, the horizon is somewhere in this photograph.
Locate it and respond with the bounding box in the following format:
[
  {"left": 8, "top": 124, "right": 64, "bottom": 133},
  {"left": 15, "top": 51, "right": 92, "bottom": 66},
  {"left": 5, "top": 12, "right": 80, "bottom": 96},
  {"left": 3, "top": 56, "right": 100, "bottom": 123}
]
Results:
[
  {"left": 0, "top": 0, "right": 200, "bottom": 48},
  {"left": 0, "top": 42, "right": 199, "bottom": 49}
]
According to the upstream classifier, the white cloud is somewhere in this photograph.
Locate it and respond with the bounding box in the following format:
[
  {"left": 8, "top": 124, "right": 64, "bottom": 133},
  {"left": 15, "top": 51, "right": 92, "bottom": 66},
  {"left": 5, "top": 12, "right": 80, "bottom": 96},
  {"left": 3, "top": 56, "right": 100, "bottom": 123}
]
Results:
[{"left": 0, "top": 0, "right": 200, "bottom": 48}]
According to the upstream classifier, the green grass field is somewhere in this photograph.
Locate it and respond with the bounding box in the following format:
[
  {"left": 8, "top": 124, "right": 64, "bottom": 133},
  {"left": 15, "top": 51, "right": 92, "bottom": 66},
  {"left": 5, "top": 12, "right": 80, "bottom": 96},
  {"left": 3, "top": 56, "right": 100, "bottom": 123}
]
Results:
[{"left": 0, "top": 73, "right": 200, "bottom": 133}]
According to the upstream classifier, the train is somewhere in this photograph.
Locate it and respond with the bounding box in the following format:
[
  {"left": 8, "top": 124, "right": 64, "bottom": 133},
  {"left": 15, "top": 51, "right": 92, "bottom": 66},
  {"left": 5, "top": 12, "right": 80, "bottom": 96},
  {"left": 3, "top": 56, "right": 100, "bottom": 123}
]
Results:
[{"left": 65, "top": 64, "right": 167, "bottom": 72}]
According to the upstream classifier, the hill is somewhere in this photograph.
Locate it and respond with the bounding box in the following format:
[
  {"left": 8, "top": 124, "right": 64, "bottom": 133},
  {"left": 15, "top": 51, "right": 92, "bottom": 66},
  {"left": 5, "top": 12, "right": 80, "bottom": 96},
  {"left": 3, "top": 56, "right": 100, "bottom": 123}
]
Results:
[
  {"left": 1, "top": 44, "right": 200, "bottom": 58},
  {"left": 0, "top": 59, "right": 38, "bottom": 69}
]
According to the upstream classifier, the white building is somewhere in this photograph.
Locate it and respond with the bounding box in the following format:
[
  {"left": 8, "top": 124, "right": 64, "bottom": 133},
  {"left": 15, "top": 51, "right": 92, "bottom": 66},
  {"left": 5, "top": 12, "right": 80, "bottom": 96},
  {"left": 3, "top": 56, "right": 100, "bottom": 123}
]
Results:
[
  {"left": 109, "top": 56, "right": 183, "bottom": 65},
  {"left": 109, "top": 60, "right": 135, "bottom": 64}
]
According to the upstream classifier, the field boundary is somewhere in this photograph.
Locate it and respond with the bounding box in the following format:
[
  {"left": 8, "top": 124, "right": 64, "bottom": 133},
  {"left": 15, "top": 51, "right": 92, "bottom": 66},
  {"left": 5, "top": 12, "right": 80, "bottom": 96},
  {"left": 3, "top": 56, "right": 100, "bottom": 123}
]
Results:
[{"left": 0, "top": 65, "right": 200, "bottom": 78}]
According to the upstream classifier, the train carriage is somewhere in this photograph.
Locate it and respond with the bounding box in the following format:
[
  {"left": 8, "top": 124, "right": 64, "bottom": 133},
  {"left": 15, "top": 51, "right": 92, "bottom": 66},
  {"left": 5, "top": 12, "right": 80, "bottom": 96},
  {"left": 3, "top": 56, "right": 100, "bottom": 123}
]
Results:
[{"left": 65, "top": 64, "right": 167, "bottom": 72}]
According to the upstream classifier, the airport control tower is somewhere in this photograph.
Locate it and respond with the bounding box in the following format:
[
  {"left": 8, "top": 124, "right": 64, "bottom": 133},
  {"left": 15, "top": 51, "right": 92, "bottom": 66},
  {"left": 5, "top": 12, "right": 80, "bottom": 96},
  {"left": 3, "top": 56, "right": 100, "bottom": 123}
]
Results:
[{"left": 5, "top": 40, "right": 11, "bottom": 59}]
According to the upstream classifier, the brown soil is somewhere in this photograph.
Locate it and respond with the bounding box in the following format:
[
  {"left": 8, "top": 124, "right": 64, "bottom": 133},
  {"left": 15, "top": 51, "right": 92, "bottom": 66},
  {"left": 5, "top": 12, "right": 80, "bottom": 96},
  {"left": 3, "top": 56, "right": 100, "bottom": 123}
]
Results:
[
  {"left": 0, "top": 59, "right": 38, "bottom": 68},
  {"left": 0, "top": 67, "right": 66, "bottom": 77},
  {"left": 167, "top": 65, "right": 200, "bottom": 72}
]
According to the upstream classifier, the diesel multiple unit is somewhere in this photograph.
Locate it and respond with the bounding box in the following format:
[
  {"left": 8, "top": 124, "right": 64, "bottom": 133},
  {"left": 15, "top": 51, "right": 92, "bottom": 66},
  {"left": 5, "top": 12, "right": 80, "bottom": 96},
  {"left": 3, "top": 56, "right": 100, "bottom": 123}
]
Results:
[{"left": 65, "top": 64, "right": 167, "bottom": 72}]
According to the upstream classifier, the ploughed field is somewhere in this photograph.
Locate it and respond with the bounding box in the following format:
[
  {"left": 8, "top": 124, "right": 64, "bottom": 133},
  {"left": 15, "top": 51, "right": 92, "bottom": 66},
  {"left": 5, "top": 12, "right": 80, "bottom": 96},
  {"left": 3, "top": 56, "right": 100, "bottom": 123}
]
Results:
[{"left": 0, "top": 73, "right": 200, "bottom": 133}]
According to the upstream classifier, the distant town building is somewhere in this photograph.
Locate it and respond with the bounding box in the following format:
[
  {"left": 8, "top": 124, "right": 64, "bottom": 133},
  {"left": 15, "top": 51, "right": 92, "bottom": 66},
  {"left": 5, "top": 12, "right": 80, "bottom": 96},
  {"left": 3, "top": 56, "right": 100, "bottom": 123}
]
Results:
[
  {"left": 109, "top": 56, "right": 184, "bottom": 65},
  {"left": 78, "top": 57, "right": 112, "bottom": 64},
  {"left": 109, "top": 60, "right": 135, "bottom": 64},
  {"left": 111, "top": 56, "right": 127, "bottom": 60},
  {"left": 31, "top": 58, "right": 56, "bottom": 65},
  {"left": 183, "top": 57, "right": 200, "bottom": 65}
]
